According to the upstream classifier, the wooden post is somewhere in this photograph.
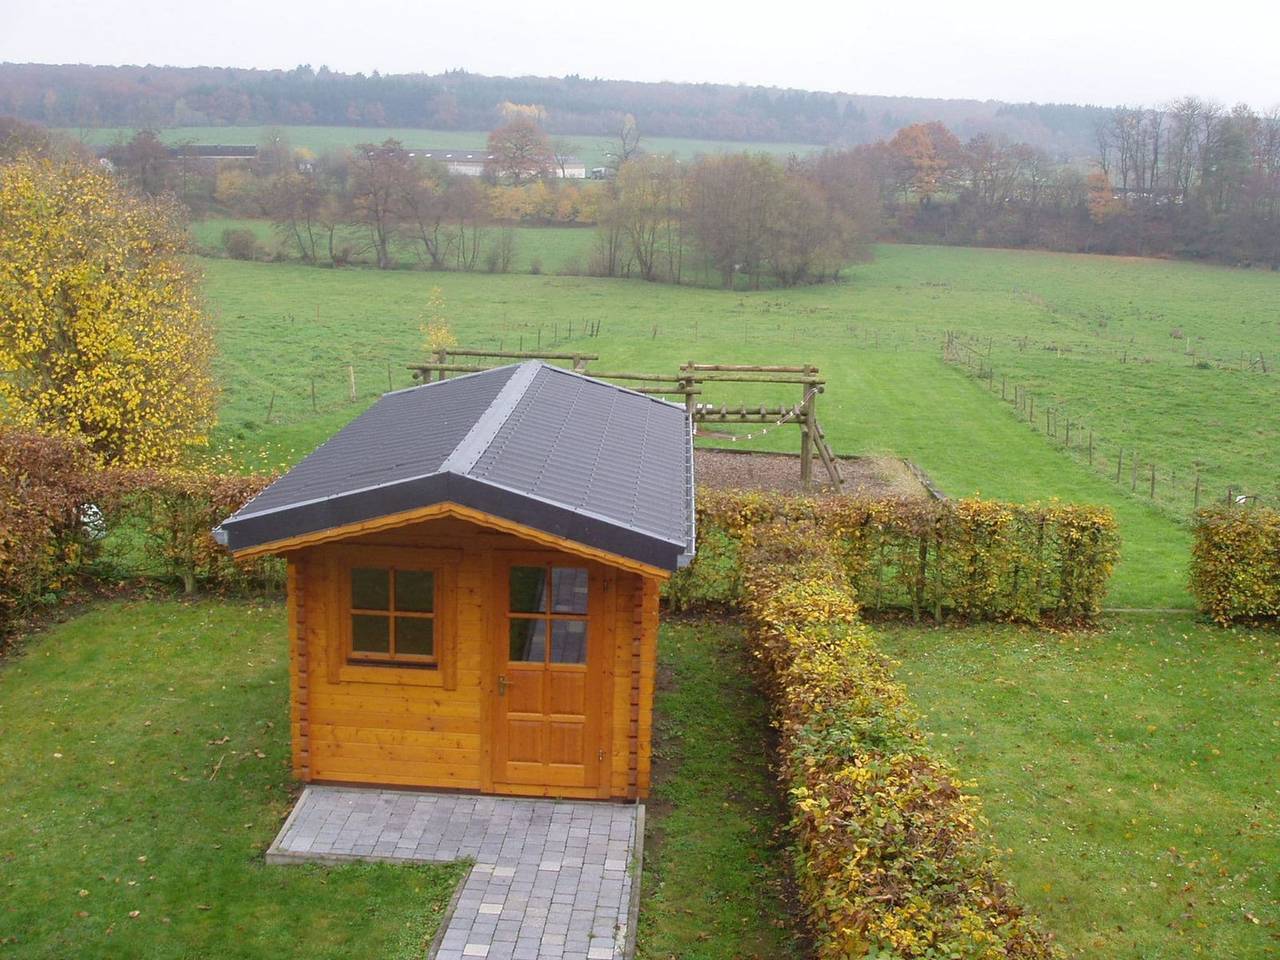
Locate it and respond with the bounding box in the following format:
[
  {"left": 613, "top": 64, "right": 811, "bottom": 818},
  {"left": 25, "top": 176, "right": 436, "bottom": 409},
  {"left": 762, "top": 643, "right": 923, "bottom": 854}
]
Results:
[
  {"left": 1130, "top": 454, "right": 1138, "bottom": 491},
  {"left": 1029, "top": 395, "right": 1035, "bottom": 424},
  {"left": 1115, "top": 448, "right": 1123, "bottom": 483},
  {"left": 799, "top": 384, "right": 813, "bottom": 489},
  {"left": 1193, "top": 472, "right": 1201, "bottom": 509},
  {"left": 1149, "top": 463, "right": 1156, "bottom": 498},
  {"left": 311, "top": 378, "right": 317, "bottom": 412},
  {"left": 387, "top": 362, "right": 393, "bottom": 391},
  {"left": 266, "top": 390, "right": 276, "bottom": 422},
  {"left": 1088, "top": 429, "right": 1094, "bottom": 464},
  {"left": 346, "top": 364, "right": 356, "bottom": 402}
]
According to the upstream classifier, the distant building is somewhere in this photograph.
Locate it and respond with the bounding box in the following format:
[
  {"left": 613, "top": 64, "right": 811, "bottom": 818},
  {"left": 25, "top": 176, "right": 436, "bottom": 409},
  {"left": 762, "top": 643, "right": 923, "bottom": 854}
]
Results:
[
  {"left": 167, "top": 144, "right": 258, "bottom": 162},
  {"left": 409, "top": 148, "right": 586, "bottom": 179}
]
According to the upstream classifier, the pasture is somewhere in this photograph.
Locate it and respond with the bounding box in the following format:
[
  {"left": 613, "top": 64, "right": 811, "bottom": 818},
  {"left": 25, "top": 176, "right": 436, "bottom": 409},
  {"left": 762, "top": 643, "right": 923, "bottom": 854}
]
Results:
[
  {"left": 61, "top": 124, "right": 822, "bottom": 169},
  {"left": 197, "top": 242, "right": 1280, "bottom": 608}
]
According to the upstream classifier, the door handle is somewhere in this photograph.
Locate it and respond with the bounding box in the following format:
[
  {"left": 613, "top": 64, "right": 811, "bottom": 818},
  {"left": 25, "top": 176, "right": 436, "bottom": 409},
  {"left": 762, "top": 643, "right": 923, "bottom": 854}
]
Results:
[{"left": 497, "top": 675, "right": 508, "bottom": 696}]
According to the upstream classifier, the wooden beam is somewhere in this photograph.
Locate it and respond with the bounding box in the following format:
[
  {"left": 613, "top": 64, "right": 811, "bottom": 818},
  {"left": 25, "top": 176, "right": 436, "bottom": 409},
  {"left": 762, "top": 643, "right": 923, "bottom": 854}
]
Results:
[
  {"left": 681, "top": 363, "right": 817, "bottom": 373},
  {"left": 230, "top": 502, "right": 672, "bottom": 580}
]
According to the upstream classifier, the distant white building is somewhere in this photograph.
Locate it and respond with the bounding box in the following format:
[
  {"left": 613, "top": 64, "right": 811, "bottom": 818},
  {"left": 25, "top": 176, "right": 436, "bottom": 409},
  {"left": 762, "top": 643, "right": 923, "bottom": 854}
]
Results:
[{"left": 409, "top": 148, "right": 586, "bottom": 179}]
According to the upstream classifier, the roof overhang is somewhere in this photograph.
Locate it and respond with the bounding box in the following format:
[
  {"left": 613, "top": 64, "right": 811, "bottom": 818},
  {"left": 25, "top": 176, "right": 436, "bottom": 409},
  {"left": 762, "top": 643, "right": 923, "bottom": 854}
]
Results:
[{"left": 217, "top": 472, "right": 680, "bottom": 578}]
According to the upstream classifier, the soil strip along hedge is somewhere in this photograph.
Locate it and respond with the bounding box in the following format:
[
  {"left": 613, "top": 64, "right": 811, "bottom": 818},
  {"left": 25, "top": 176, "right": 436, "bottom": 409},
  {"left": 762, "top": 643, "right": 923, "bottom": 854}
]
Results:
[{"left": 740, "top": 519, "right": 1058, "bottom": 958}]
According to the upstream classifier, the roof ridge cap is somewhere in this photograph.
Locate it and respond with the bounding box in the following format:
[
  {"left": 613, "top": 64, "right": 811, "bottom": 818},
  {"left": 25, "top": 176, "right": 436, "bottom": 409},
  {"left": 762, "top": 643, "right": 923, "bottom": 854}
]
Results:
[{"left": 438, "top": 361, "right": 542, "bottom": 476}]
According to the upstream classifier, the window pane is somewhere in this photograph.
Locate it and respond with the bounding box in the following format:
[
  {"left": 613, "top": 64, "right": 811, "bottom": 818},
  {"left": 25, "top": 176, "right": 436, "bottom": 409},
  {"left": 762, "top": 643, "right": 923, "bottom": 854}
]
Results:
[
  {"left": 351, "top": 567, "right": 389, "bottom": 610},
  {"left": 509, "top": 566, "right": 547, "bottom": 613},
  {"left": 508, "top": 619, "right": 546, "bottom": 662},
  {"left": 395, "top": 617, "right": 434, "bottom": 657},
  {"left": 395, "top": 569, "right": 434, "bottom": 612},
  {"left": 550, "top": 567, "right": 589, "bottom": 613},
  {"left": 550, "top": 620, "right": 587, "bottom": 664},
  {"left": 351, "top": 614, "right": 390, "bottom": 653}
]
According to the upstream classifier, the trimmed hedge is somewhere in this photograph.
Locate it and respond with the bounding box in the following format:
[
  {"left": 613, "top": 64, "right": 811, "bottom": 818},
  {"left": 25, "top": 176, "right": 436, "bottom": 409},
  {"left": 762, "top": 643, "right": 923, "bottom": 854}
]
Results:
[
  {"left": 741, "top": 521, "right": 1057, "bottom": 959},
  {"left": 0, "top": 428, "right": 279, "bottom": 630},
  {"left": 1190, "top": 507, "right": 1280, "bottom": 624},
  {"left": 0, "top": 429, "right": 110, "bottom": 620},
  {"left": 671, "top": 489, "right": 1119, "bottom": 622}
]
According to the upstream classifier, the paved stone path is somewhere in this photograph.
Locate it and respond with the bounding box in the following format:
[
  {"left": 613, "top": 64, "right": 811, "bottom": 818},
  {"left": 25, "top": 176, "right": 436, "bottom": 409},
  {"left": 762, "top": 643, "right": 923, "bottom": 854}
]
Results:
[{"left": 267, "top": 786, "right": 642, "bottom": 960}]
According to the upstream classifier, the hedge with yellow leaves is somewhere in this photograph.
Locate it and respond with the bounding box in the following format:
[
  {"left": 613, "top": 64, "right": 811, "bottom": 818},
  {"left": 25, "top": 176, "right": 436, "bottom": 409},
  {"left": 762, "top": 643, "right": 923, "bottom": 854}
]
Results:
[
  {"left": 671, "top": 489, "right": 1118, "bottom": 622},
  {"left": 741, "top": 522, "right": 1057, "bottom": 959},
  {"left": 1189, "top": 507, "right": 1280, "bottom": 624}
]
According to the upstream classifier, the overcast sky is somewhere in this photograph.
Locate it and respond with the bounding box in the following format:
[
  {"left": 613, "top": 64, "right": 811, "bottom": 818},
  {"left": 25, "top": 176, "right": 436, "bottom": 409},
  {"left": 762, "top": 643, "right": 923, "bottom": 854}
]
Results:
[{"left": 4, "top": 0, "right": 1279, "bottom": 108}]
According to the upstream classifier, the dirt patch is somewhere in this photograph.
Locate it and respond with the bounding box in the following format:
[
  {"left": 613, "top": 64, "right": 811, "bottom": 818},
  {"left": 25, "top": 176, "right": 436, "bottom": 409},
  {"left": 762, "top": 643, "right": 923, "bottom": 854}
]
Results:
[{"left": 694, "top": 446, "right": 932, "bottom": 499}]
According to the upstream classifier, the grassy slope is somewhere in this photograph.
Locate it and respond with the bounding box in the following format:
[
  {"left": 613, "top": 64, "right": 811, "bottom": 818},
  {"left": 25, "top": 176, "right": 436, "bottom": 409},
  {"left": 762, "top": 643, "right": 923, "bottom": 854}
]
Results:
[
  {"left": 879, "top": 615, "right": 1280, "bottom": 959},
  {"left": 638, "top": 619, "right": 798, "bottom": 959},
  {"left": 195, "top": 245, "right": 1250, "bottom": 606},
  {"left": 62, "top": 125, "right": 821, "bottom": 169},
  {"left": 0, "top": 601, "right": 463, "bottom": 959}
]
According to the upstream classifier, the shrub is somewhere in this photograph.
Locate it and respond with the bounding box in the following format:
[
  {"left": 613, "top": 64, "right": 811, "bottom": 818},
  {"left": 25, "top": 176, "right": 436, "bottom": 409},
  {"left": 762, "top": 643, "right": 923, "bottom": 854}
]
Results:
[
  {"left": 0, "top": 429, "right": 110, "bottom": 625},
  {"left": 221, "top": 227, "right": 264, "bottom": 261},
  {"left": 687, "top": 489, "right": 1118, "bottom": 622},
  {"left": 529, "top": 256, "right": 543, "bottom": 275},
  {"left": 1190, "top": 507, "right": 1280, "bottom": 623},
  {"left": 741, "top": 522, "right": 1057, "bottom": 959}
]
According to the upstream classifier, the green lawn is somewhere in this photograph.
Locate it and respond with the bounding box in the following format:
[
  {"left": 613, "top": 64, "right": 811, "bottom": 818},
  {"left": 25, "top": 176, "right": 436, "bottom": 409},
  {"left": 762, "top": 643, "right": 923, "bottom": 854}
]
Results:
[
  {"left": 878, "top": 614, "right": 1280, "bottom": 959},
  {"left": 0, "top": 600, "right": 464, "bottom": 959},
  {"left": 0, "top": 600, "right": 797, "bottom": 958},
  {"left": 61, "top": 125, "right": 821, "bottom": 169},
  {"left": 190, "top": 243, "right": 1277, "bottom": 607},
  {"left": 638, "top": 619, "right": 798, "bottom": 959}
]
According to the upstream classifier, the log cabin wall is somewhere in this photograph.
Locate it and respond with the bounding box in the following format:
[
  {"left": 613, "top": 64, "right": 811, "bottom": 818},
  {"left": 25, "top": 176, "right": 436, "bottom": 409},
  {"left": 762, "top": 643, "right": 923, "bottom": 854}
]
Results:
[{"left": 284, "top": 514, "right": 660, "bottom": 799}]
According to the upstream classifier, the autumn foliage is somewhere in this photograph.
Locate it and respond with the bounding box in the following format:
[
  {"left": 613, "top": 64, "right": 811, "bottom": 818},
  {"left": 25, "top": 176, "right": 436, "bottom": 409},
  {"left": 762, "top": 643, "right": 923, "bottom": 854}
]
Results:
[
  {"left": 740, "top": 522, "right": 1057, "bottom": 958},
  {"left": 1189, "top": 507, "right": 1280, "bottom": 624},
  {"left": 671, "top": 489, "right": 1119, "bottom": 623},
  {"left": 0, "top": 154, "right": 217, "bottom": 465}
]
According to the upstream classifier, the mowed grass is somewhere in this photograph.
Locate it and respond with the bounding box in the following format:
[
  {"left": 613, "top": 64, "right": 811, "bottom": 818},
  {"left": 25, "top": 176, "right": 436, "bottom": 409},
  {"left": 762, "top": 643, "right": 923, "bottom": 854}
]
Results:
[
  {"left": 0, "top": 600, "right": 464, "bottom": 959},
  {"left": 638, "top": 619, "right": 798, "bottom": 959},
  {"left": 191, "top": 244, "right": 1265, "bottom": 607},
  {"left": 62, "top": 125, "right": 821, "bottom": 169},
  {"left": 878, "top": 615, "right": 1280, "bottom": 959}
]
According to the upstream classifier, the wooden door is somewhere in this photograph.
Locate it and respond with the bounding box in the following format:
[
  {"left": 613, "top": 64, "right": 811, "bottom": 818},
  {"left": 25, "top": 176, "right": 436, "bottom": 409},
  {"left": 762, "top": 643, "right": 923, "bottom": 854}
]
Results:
[{"left": 493, "top": 559, "right": 603, "bottom": 792}]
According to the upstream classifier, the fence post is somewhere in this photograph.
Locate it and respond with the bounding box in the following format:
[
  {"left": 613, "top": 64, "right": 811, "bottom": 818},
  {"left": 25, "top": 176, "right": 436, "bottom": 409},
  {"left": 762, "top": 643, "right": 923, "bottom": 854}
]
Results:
[
  {"left": 1115, "top": 448, "right": 1123, "bottom": 483},
  {"left": 346, "top": 363, "right": 356, "bottom": 402},
  {"left": 1088, "top": 429, "right": 1093, "bottom": 464},
  {"left": 1193, "top": 472, "right": 1201, "bottom": 509},
  {"left": 311, "top": 378, "right": 317, "bottom": 412},
  {"left": 1149, "top": 463, "right": 1156, "bottom": 498}
]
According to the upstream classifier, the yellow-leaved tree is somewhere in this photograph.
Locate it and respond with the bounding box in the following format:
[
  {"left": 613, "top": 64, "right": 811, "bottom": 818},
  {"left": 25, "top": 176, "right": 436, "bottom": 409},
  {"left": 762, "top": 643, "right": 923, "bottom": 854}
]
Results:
[
  {"left": 419, "top": 286, "right": 456, "bottom": 355},
  {"left": 0, "top": 155, "right": 217, "bottom": 465}
]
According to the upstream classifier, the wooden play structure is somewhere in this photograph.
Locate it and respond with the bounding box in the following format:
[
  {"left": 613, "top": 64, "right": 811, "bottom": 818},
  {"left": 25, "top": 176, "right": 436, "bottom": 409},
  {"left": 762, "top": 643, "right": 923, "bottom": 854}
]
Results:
[
  {"left": 216, "top": 361, "right": 694, "bottom": 799},
  {"left": 413, "top": 348, "right": 844, "bottom": 489}
]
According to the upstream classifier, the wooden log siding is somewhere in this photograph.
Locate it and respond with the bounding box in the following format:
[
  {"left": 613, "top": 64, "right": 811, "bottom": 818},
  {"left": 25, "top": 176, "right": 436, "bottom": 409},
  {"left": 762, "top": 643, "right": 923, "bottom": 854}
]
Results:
[
  {"left": 283, "top": 514, "right": 662, "bottom": 799},
  {"left": 287, "top": 555, "right": 311, "bottom": 779}
]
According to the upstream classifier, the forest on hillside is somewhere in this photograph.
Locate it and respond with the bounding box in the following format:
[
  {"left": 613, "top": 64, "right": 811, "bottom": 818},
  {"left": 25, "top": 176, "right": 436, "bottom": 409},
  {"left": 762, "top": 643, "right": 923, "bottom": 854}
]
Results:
[{"left": 0, "top": 62, "right": 1112, "bottom": 157}]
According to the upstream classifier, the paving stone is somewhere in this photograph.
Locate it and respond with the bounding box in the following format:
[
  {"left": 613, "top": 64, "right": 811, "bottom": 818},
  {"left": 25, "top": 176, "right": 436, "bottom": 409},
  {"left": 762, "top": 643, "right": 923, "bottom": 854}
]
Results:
[{"left": 268, "top": 785, "right": 640, "bottom": 959}]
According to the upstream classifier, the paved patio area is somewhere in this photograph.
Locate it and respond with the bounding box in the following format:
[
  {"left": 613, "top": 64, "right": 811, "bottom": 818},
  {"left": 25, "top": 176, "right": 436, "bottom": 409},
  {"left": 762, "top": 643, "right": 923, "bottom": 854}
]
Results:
[{"left": 266, "top": 785, "right": 643, "bottom": 960}]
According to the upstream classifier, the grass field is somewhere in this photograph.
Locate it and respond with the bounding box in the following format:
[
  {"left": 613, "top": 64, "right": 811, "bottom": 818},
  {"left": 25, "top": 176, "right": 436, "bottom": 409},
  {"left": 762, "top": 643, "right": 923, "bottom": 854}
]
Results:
[
  {"left": 188, "top": 241, "right": 1280, "bottom": 608},
  {"left": 61, "top": 125, "right": 822, "bottom": 169},
  {"left": 878, "top": 614, "right": 1280, "bottom": 959},
  {"left": 0, "top": 600, "right": 464, "bottom": 959}
]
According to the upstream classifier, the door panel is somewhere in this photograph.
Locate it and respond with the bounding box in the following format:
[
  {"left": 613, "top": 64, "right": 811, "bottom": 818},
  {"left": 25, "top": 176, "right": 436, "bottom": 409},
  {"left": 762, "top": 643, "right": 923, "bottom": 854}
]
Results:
[{"left": 494, "top": 561, "right": 602, "bottom": 791}]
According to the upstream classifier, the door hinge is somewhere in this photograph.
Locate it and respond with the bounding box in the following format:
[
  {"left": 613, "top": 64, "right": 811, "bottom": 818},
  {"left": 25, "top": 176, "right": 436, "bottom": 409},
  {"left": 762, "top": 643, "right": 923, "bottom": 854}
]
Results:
[{"left": 597, "top": 749, "right": 606, "bottom": 761}]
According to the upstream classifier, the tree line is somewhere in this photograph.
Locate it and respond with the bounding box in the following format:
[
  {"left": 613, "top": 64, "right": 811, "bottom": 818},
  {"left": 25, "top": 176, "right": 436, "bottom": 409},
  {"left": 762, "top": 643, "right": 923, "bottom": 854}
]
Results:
[
  {"left": 868, "top": 100, "right": 1280, "bottom": 267},
  {"left": 1, "top": 62, "right": 1109, "bottom": 155}
]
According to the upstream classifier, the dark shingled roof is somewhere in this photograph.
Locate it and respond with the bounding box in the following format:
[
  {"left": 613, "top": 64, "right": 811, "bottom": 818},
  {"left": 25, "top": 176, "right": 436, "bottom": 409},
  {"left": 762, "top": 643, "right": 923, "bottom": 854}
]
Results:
[{"left": 215, "top": 362, "right": 695, "bottom": 570}]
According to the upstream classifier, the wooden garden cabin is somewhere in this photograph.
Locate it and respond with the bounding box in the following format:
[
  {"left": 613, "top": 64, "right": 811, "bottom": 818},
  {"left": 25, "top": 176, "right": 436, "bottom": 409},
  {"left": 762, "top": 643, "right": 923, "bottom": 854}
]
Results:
[{"left": 215, "top": 362, "right": 695, "bottom": 799}]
